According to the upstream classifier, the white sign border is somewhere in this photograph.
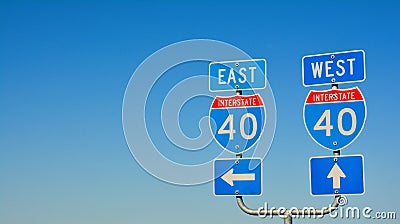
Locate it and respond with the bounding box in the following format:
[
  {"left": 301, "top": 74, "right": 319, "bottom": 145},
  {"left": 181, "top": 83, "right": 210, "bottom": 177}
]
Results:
[
  {"left": 213, "top": 157, "right": 263, "bottom": 197},
  {"left": 302, "top": 86, "right": 367, "bottom": 151},
  {"left": 209, "top": 93, "right": 267, "bottom": 154},
  {"left": 208, "top": 58, "right": 267, "bottom": 92},
  {"left": 302, "top": 49, "right": 366, "bottom": 87},
  {"left": 309, "top": 154, "right": 365, "bottom": 197}
]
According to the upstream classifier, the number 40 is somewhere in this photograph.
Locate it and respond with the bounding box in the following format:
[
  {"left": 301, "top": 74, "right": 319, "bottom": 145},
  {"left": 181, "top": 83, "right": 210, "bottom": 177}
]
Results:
[
  {"left": 314, "top": 108, "right": 356, "bottom": 136},
  {"left": 218, "top": 113, "right": 258, "bottom": 140}
]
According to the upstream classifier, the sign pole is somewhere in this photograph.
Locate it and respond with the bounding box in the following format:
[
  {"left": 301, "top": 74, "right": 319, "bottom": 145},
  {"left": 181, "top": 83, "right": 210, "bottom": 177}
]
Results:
[
  {"left": 235, "top": 86, "right": 243, "bottom": 160},
  {"left": 236, "top": 86, "right": 243, "bottom": 160},
  {"left": 236, "top": 194, "right": 341, "bottom": 222},
  {"left": 236, "top": 86, "right": 242, "bottom": 161},
  {"left": 233, "top": 85, "right": 343, "bottom": 224},
  {"left": 284, "top": 214, "right": 292, "bottom": 224},
  {"left": 332, "top": 83, "right": 341, "bottom": 157}
]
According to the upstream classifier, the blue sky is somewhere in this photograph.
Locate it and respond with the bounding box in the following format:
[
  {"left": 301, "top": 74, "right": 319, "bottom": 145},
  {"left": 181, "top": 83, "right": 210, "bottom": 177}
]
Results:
[{"left": 1, "top": 1, "right": 399, "bottom": 224}]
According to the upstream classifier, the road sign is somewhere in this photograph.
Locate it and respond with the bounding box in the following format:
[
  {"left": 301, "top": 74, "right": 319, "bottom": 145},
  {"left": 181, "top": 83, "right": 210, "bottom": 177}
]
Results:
[
  {"left": 309, "top": 155, "right": 365, "bottom": 196},
  {"left": 214, "top": 158, "right": 262, "bottom": 196},
  {"left": 302, "top": 50, "right": 365, "bottom": 87},
  {"left": 209, "top": 94, "right": 266, "bottom": 154},
  {"left": 209, "top": 59, "right": 267, "bottom": 92},
  {"left": 303, "top": 87, "right": 367, "bottom": 151}
]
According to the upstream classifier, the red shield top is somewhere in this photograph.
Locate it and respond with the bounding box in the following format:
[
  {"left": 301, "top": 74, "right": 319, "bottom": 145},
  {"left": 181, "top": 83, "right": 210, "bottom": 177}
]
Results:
[{"left": 211, "top": 94, "right": 264, "bottom": 109}]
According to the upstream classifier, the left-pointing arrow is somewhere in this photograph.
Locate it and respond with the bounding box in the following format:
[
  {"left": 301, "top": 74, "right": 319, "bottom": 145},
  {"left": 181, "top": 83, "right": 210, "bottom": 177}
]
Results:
[{"left": 221, "top": 168, "right": 255, "bottom": 186}]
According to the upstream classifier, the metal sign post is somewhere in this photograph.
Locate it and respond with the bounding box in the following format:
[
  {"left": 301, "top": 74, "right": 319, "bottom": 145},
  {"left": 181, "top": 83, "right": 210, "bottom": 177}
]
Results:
[
  {"left": 232, "top": 86, "right": 341, "bottom": 224},
  {"left": 234, "top": 144, "right": 342, "bottom": 224}
]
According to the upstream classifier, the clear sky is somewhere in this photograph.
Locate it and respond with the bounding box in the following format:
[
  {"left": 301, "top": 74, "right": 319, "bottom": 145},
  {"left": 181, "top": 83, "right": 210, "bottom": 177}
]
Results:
[{"left": 1, "top": 1, "right": 399, "bottom": 224}]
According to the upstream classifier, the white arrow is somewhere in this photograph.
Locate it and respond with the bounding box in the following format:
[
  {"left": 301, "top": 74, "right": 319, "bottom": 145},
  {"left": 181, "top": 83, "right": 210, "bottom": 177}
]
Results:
[
  {"left": 221, "top": 168, "right": 255, "bottom": 186},
  {"left": 327, "top": 163, "right": 346, "bottom": 189}
]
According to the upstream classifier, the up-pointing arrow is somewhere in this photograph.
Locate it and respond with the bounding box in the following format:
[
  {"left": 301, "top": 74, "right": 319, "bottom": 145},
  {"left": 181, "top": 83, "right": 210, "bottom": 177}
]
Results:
[
  {"left": 327, "top": 163, "right": 346, "bottom": 189},
  {"left": 221, "top": 168, "right": 255, "bottom": 186}
]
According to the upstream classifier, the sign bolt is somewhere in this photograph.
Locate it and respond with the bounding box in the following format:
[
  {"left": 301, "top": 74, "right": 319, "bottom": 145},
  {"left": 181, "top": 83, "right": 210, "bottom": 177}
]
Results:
[
  {"left": 333, "top": 141, "right": 338, "bottom": 146},
  {"left": 235, "top": 62, "right": 239, "bottom": 67},
  {"left": 235, "top": 190, "right": 239, "bottom": 195},
  {"left": 335, "top": 190, "right": 339, "bottom": 194},
  {"left": 235, "top": 160, "right": 239, "bottom": 165},
  {"left": 331, "top": 55, "right": 335, "bottom": 59},
  {"left": 334, "top": 157, "right": 338, "bottom": 162},
  {"left": 331, "top": 78, "right": 336, "bottom": 83}
]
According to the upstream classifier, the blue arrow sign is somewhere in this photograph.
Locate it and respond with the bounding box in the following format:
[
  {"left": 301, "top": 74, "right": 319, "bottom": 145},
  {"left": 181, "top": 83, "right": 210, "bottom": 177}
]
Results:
[
  {"left": 209, "top": 59, "right": 266, "bottom": 92},
  {"left": 309, "top": 155, "right": 365, "bottom": 196},
  {"left": 214, "top": 158, "right": 262, "bottom": 196},
  {"left": 209, "top": 94, "right": 266, "bottom": 154},
  {"left": 302, "top": 50, "right": 365, "bottom": 87},
  {"left": 303, "top": 87, "right": 367, "bottom": 151}
]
